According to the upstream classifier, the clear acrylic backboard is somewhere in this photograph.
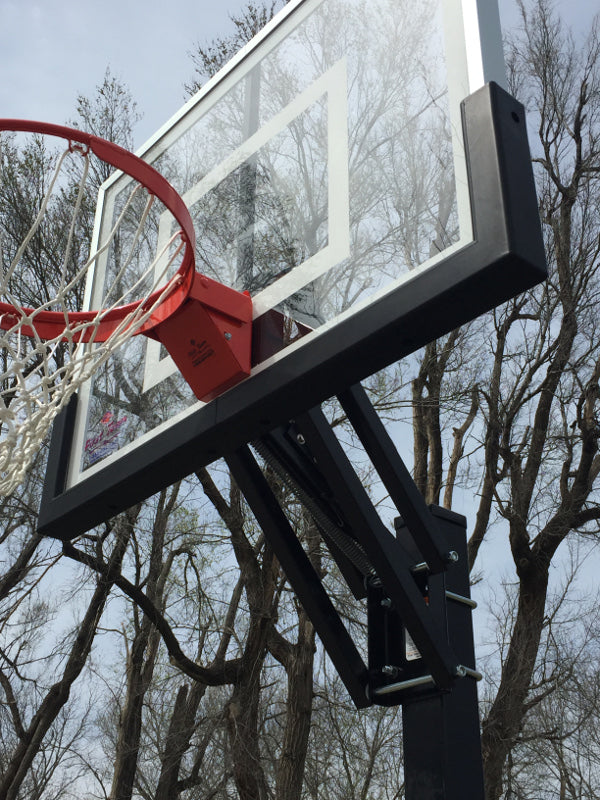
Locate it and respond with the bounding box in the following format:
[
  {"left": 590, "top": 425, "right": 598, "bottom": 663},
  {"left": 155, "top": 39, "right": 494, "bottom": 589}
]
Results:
[{"left": 38, "top": 0, "right": 546, "bottom": 537}]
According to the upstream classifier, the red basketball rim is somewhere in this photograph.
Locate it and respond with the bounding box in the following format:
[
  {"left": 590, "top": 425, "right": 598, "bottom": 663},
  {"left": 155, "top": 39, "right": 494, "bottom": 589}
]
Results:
[{"left": 0, "top": 119, "right": 197, "bottom": 342}]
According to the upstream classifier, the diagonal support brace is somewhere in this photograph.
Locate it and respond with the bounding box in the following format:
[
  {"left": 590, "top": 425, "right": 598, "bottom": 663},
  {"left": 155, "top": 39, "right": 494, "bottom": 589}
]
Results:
[
  {"left": 338, "top": 384, "right": 449, "bottom": 573},
  {"left": 293, "top": 407, "right": 458, "bottom": 690},
  {"left": 225, "top": 444, "right": 371, "bottom": 708}
]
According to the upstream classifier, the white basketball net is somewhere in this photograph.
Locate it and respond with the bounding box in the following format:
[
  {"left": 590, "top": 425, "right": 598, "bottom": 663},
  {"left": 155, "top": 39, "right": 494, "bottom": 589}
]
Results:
[{"left": 0, "top": 139, "right": 188, "bottom": 494}]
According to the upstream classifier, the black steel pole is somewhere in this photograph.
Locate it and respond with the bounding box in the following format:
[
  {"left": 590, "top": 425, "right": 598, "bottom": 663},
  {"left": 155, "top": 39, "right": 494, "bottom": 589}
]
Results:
[{"left": 398, "top": 507, "right": 484, "bottom": 800}]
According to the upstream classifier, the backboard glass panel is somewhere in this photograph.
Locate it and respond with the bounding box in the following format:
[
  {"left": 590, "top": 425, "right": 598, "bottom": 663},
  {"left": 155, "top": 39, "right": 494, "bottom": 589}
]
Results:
[
  {"left": 67, "top": 0, "right": 502, "bottom": 487},
  {"left": 38, "top": 0, "right": 546, "bottom": 537}
]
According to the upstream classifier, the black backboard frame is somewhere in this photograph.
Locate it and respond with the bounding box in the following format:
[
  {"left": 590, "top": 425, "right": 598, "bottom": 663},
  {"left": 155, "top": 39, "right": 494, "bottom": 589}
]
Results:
[{"left": 38, "top": 82, "right": 546, "bottom": 540}]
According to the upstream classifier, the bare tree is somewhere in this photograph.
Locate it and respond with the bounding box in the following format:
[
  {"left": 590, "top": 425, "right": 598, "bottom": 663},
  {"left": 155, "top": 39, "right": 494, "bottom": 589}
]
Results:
[
  {"left": 407, "top": 2, "right": 600, "bottom": 797},
  {"left": 0, "top": 508, "right": 138, "bottom": 800}
]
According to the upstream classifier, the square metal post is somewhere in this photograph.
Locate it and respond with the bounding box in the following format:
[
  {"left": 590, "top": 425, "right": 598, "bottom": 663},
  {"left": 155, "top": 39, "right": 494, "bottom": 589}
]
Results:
[{"left": 398, "top": 507, "right": 484, "bottom": 800}]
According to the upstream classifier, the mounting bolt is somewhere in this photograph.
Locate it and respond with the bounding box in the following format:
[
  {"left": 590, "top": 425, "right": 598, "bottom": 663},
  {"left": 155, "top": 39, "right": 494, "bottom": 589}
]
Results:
[
  {"left": 446, "top": 550, "right": 459, "bottom": 564},
  {"left": 382, "top": 665, "right": 400, "bottom": 679},
  {"left": 455, "top": 664, "right": 483, "bottom": 681},
  {"left": 296, "top": 433, "right": 306, "bottom": 445},
  {"left": 224, "top": 332, "right": 232, "bottom": 340},
  {"left": 381, "top": 598, "right": 393, "bottom": 609}
]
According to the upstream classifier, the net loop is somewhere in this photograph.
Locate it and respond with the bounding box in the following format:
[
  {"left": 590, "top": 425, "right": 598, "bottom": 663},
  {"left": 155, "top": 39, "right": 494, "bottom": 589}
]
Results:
[{"left": 68, "top": 140, "right": 90, "bottom": 156}]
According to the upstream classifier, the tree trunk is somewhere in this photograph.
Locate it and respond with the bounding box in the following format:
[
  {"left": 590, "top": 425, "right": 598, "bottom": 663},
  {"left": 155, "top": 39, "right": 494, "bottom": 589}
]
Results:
[
  {"left": 110, "top": 488, "right": 179, "bottom": 800},
  {"left": 276, "top": 608, "right": 315, "bottom": 800},
  {"left": 154, "top": 681, "right": 207, "bottom": 800},
  {"left": 481, "top": 559, "right": 549, "bottom": 800},
  {"left": 226, "top": 665, "right": 270, "bottom": 800},
  {"left": 109, "top": 620, "right": 162, "bottom": 800}
]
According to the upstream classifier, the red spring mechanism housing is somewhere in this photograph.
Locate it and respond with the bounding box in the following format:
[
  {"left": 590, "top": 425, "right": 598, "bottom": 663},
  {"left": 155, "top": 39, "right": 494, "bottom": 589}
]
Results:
[{"left": 146, "top": 273, "right": 252, "bottom": 402}]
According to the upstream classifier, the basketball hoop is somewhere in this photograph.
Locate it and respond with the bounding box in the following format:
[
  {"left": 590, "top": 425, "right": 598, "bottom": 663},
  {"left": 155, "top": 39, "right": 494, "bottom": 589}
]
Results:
[{"left": 0, "top": 119, "right": 203, "bottom": 494}]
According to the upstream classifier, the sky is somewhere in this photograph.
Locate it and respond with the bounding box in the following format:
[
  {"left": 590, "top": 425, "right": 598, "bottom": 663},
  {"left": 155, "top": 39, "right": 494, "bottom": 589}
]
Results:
[
  {"left": 0, "top": 0, "right": 255, "bottom": 147},
  {"left": 1, "top": 0, "right": 597, "bottom": 153}
]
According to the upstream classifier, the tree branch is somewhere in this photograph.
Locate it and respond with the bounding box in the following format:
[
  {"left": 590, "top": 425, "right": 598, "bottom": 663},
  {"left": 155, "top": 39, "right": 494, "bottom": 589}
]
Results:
[{"left": 62, "top": 542, "right": 241, "bottom": 686}]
